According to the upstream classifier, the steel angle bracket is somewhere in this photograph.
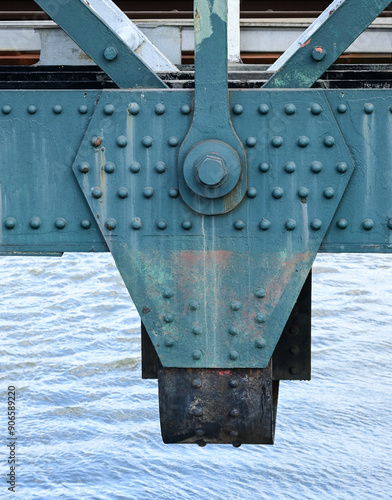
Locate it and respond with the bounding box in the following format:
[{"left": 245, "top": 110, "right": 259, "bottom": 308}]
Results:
[{"left": 72, "top": 88, "right": 354, "bottom": 369}]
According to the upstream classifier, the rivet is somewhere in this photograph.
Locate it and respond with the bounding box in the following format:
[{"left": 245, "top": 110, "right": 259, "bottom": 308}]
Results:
[
  {"left": 104, "top": 162, "right": 116, "bottom": 174},
  {"left": 192, "top": 349, "right": 202, "bottom": 360},
  {"left": 234, "top": 219, "right": 246, "bottom": 230},
  {"left": 181, "top": 104, "right": 192, "bottom": 115},
  {"left": 30, "top": 217, "right": 41, "bottom": 229},
  {"left": 91, "top": 136, "right": 102, "bottom": 147},
  {"left": 4, "top": 217, "right": 16, "bottom": 229},
  {"left": 105, "top": 218, "right": 117, "bottom": 231},
  {"left": 231, "top": 301, "right": 242, "bottom": 311},
  {"left": 103, "top": 104, "right": 114, "bottom": 116},
  {"left": 336, "top": 218, "right": 348, "bottom": 230},
  {"left": 142, "top": 136, "right": 153, "bottom": 148},
  {"left": 182, "top": 220, "right": 192, "bottom": 230},
  {"left": 27, "top": 105, "right": 37, "bottom": 115},
  {"left": 311, "top": 161, "right": 323, "bottom": 173},
  {"left": 164, "top": 336, "right": 175, "bottom": 347},
  {"left": 168, "top": 136, "right": 178, "bottom": 147},
  {"left": 336, "top": 162, "right": 348, "bottom": 174},
  {"left": 163, "top": 290, "right": 174, "bottom": 299},
  {"left": 364, "top": 103, "right": 374, "bottom": 114},
  {"left": 229, "top": 350, "right": 239, "bottom": 361},
  {"left": 156, "top": 219, "right": 167, "bottom": 230},
  {"left": 195, "top": 429, "right": 205, "bottom": 437},
  {"left": 79, "top": 105, "right": 88, "bottom": 114},
  {"left": 290, "top": 345, "right": 300, "bottom": 355},
  {"left": 311, "top": 103, "right": 322, "bottom": 115},
  {"left": 285, "top": 218, "right": 296, "bottom": 231},
  {"left": 230, "top": 409, "right": 240, "bottom": 418},
  {"left": 155, "top": 161, "right": 167, "bottom": 174},
  {"left": 2, "top": 105, "right": 11, "bottom": 114},
  {"left": 131, "top": 218, "right": 142, "bottom": 230},
  {"left": 255, "top": 288, "right": 266, "bottom": 298},
  {"left": 337, "top": 103, "right": 347, "bottom": 114},
  {"left": 143, "top": 187, "right": 154, "bottom": 199},
  {"left": 192, "top": 379, "right": 202, "bottom": 389},
  {"left": 104, "top": 46, "right": 118, "bottom": 61},
  {"left": 229, "top": 380, "right": 238, "bottom": 388},
  {"left": 362, "top": 218, "right": 374, "bottom": 231},
  {"left": 230, "top": 430, "right": 239, "bottom": 437},
  {"left": 232, "top": 442, "right": 241, "bottom": 448},
  {"left": 284, "top": 103, "right": 296, "bottom": 115},
  {"left": 55, "top": 217, "right": 66, "bottom": 230},
  {"left": 271, "top": 136, "right": 283, "bottom": 148},
  {"left": 81, "top": 220, "right": 91, "bottom": 229},
  {"left": 259, "top": 162, "right": 270, "bottom": 173},
  {"left": 189, "top": 300, "right": 199, "bottom": 310},
  {"left": 311, "top": 218, "right": 322, "bottom": 231},
  {"left": 324, "top": 136, "right": 335, "bottom": 147},
  {"left": 91, "top": 187, "right": 103, "bottom": 199},
  {"left": 255, "top": 338, "right": 266, "bottom": 349},
  {"left": 164, "top": 313, "right": 174, "bottom": 323},
  {"left": 53, "top": 105, "right": 62, "bottom": 114},
  {"left": 255, "top": 313, "right": 267, "bottom": 324},
  {"left": 228, "top": 327, "right": 239, "bottom": 336},
  {"left": 130, "top": 161, "right": 141, "bottom": 173},
  {"left": 297, "top": 136, "right": 310, "bottom": 148},
  {"left": 232, "top": 104, "right": 243, "bottom": 115},
  {"left": 311, "top": 46, "right": 326, "bottom": 61},
  {"left": 78, "top": 162, "right": 90, "bottom": 174},
  {"left": 193, "top": 407, "right": 203, "bottom": 417},
  {"left": 246, "top": 137, "right": 257, "bottom": 147},
  {"left": 128, "top": 103, "right": 140, "bottom": 115},
  {"left": 169, "top": 188, "right": 179, "bottom": 198},
  {"left": 387, "top": 219, "right": 392, "bottom": 230},
  {"left": 289, "top": 366, "right": 297, "bottom": 375},
  {"left": 285, "top": 161, "right": 296, "bottom": 174},
  {"left": 117, "top": 187, "right": 128, "bottom": 199},
  {"left": 272, "top": 187, "right": 283, "bottom": 199},
  {"left": 323, "top": 187, "right": 335, "bottom": 199},
  {"left": 154, "top": 103, "right": 166, "bottom": 115},
  {"left": 298, "top": 187, "right": 309, "bottom": 198},
  {"left": 258, "top": 104, "right": 269, "bottom": 115},
  {"left": 117, "top": 135, "right": 128, "bottom": 148},
  {"left": 196, "top": 440, "right": 207, "bottom": 447},
  {"left": 192, "top": 326, "right": 202, "bottom": 336},
  {"left": 289, "top": 326, "right": 298, "bottom": 335},
  {"left": 247, "top": 187, "right": 257, "bottom": 198},
  {"left": 259, "top": 219, "right": 271, "bottom": 230}
]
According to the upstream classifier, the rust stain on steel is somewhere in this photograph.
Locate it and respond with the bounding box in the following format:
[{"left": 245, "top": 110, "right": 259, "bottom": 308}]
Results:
[
  {"left": 301, "top": 38, "right": 312, "bottom": 48},
  {"left": 92, "top": 137, "right": 102, "bottom": 147},
  {"left": 142, "top": 307, "right": 150, "bottom": 314}
]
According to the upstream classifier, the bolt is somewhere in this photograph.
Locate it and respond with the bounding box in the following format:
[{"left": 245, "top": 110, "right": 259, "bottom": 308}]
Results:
[
  {"left": 2, "top": 105, "right": 11, "bottom": 114},
  {"left": 181, "top": 104, "right": 192, "bottom": 115},
  {"left": 27, "top": 105, "right": 37, "bottom": 114},
  {"left": 163, "top": 290, "right": 174, "bottom": 299},
  {"left": 364, "top": 103, "right": 374, "bottom": 114},
  {"left": 79, "top": 105, "right": 88, "bottom": 114},
  {"left": 91, "top": 187, "right": 103, "bottom": 199},
  {"left": 142, "top": 136, "right": 153, "bottom": 148},
  {"left": 255, "top": 288, "right": 266, "bottom": 298},
  {"left": 337, "top": 104, "right": 347, "bottom": 114},
  {"left": 195, "top": 155, "right": 227, "bottom": 187},
  {"left": 233, "top": 104, "right": 243, "bottom": 115},
  {"left": 169, "top": 188, "right": 179, "bottom": 198},
  {"left": 192, "top": 327, "right": 202, "bottom": 336},
  {"left": 78, "top": 162, "right": 89, "bottom": 174},
  {"left": 196, "top": 440, "right": 207, "bottom": 447},
  {"left": 324, "top": 136, "right": 335, "bottom": 148},
  {"left": 230, "top": 430, "right": 239, "bottom": 437},
  {"left": 104, "top": 46, "right": 118, "bottom": 61}
]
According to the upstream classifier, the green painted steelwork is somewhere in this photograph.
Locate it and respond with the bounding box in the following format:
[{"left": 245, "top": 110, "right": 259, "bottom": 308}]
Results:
[
  {"left": 264, "top": 0, "right": 391, "bottom": 89},
  {"left": 34, "top": 0, "right": 167, "bottom": 89}
]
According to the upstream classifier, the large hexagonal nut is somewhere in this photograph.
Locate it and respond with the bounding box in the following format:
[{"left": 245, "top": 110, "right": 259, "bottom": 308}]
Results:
[{"left": 195, "top": 154, "right": 228, "bottom": 188}]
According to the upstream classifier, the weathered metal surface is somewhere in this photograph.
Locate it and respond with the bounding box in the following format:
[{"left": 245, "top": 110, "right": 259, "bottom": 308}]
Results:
[
  {"left": 71, "top": 89, "right": 354, "bottom": 368},
  {"left": 142, "top": 321, "right": 160, "bottom": 379},
  {"left": 272, "top": 271, "right": 311, "bottom": 381},
  {"left": 158, "top": 364, "right": 278, "bottom": 445},
  {"left": 265, "top": 0, "right": 392, "bottom": 89},
  {"left": 33, "top": 0, "right": 168, "bottom": 89}
]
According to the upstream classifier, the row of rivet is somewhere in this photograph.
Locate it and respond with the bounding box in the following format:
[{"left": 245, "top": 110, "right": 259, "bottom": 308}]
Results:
[
  {"left": 162, "top": 291, "right": 265, "bottom": 302},
  {"left": 231, "top": 103, "right": 388, "bottom": 116},
  {"left": 1, "top": 105, "right": 90, "bottom": 115},
  {"left": 161, "top": 342, "right": 265, "bottom": 359},
  {"left": 259, "top": 161, "right": 347, "bottom": 174},
  {"left": 4, "top": 218, "right": 92, "bottom": 230},
  {"left": 127, "top": 102, "right": 192, "bottom": 116}
]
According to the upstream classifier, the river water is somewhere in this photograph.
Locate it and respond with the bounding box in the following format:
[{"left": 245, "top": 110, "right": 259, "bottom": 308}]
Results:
[{"left": 1, "top": 253, "right": 391, "bottom": 499}]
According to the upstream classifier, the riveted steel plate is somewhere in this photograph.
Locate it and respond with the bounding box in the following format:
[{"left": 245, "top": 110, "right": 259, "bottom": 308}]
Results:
[
  {"left": 0, "top": 91, "right": 107, "bottom": 254},
  {"left": 158, "top": 365, "right": 277, "bottom": 445},
  {"left": 72, "top": 89, "right": 354, "bottom": 368}
]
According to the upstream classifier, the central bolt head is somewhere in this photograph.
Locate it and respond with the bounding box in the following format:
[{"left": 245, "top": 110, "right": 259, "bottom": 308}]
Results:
[{"left": 195, "top": 155, "right": 227, "bottom": 187}]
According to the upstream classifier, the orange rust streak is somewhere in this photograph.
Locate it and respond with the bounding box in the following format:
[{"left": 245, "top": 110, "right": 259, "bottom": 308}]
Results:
[{"left": 301, "top": 38, "right": 311, "bottom": 48}]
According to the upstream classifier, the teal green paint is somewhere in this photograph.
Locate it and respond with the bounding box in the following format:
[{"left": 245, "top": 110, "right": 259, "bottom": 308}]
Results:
[
  {"left": 264, "top": 0, "right": 391, "bottom": 89},
  {"left": 34, "top": 0, "right": 167, "bottom": 89}
]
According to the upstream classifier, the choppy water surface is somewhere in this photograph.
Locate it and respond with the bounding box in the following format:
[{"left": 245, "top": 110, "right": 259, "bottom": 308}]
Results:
[{"left": 1, "top": 253, "right": 391, "bottom": 499}]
